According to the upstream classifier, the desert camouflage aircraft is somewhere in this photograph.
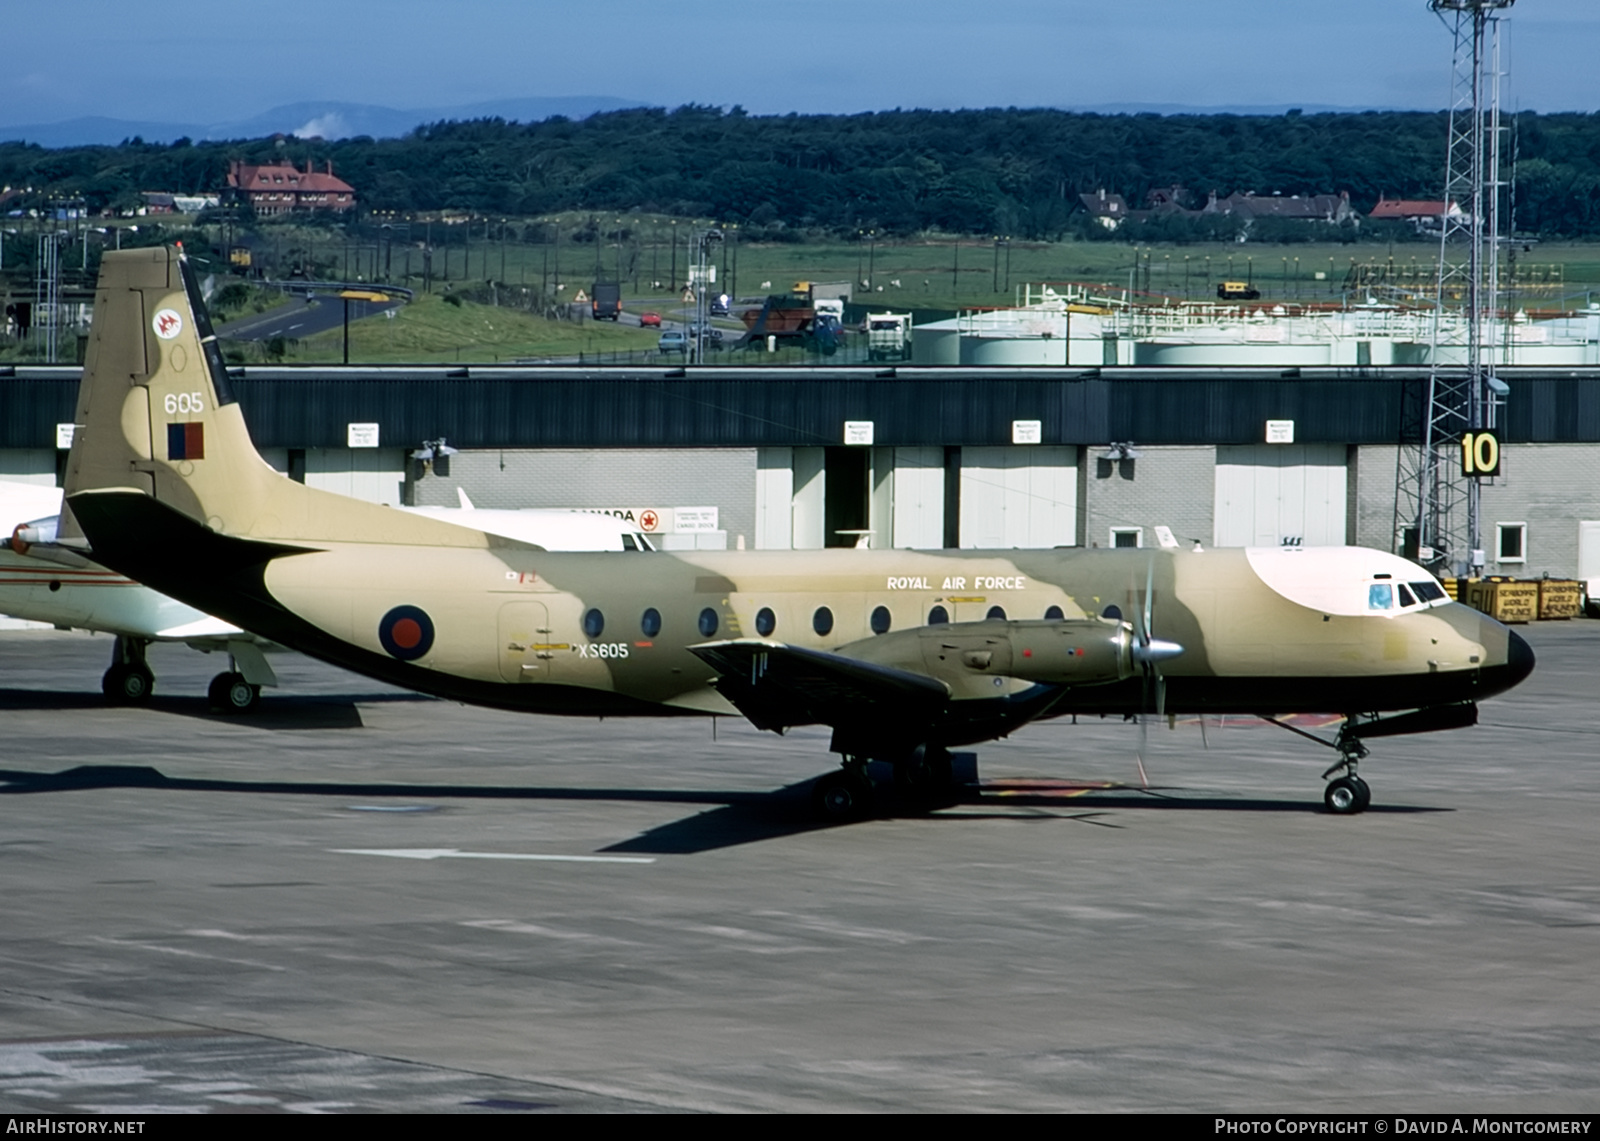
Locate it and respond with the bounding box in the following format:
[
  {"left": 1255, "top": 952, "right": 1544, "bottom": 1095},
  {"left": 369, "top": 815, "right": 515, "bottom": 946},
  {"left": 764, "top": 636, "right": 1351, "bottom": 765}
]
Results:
[{"left": 54, "top": 247, "right": 1534, "bottom": 818}]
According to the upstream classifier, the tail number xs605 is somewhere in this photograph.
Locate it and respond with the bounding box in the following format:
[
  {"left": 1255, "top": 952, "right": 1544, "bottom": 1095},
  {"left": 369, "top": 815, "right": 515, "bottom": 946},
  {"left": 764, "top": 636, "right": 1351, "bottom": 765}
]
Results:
[
  {"left": 164, "top": 392, "right": 205, "bottom": 415},
  {"left": 577, "top": 642, "right": 630, "bottom": 659}
]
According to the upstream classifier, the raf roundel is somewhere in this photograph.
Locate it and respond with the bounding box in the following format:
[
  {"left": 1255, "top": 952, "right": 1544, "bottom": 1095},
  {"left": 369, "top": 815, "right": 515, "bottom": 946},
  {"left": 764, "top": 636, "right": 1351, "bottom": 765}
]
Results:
[
  {"left": 379, "top": 605, "right": 435, "bottom": 661},
  {"left": 152, "top": 308, "right": 183, "bottom": 340}
]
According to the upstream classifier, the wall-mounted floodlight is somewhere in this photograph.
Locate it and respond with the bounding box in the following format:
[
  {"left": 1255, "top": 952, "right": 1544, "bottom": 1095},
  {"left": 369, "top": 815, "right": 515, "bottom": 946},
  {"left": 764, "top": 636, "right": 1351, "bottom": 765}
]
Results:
[
  {"left": 1486, "top": 377, "right": 1510, "bottom": 397},
  {"left": 1101, "top": 442, "right": 1142, "bottom": 461}
]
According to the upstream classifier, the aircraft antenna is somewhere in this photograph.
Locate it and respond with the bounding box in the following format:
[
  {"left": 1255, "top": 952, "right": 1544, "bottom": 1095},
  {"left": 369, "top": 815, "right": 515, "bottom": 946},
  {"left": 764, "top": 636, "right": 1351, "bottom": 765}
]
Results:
[{"left": 1394, "top": 0, "right": 1514, "bottom": 576}]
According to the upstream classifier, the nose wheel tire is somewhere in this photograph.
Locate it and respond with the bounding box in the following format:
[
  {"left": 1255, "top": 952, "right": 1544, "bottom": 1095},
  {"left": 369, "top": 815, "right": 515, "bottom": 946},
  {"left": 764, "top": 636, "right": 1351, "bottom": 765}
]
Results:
[
  {"left": 1324, "top": 775, "right": 1371, "bottom": 815},
  {"left": 102, "top": 663, "right": 154, "bottom": 704},
  {"left": 208, "top": 671, "right": 260, "bottom": 714}
]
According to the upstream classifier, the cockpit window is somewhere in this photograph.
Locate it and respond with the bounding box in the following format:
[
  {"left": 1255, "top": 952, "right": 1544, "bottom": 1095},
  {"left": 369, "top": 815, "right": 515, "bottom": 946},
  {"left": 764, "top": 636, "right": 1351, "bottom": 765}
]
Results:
[
  {"left": 1411, "top": 580, "right": 1445, "bottom": 603},
  {"left": 1396, "top": 583, "right": 1418, "bottom": 607},
  {"left": 1368, "top": 583, "right": 1394, "bottom": 610}
]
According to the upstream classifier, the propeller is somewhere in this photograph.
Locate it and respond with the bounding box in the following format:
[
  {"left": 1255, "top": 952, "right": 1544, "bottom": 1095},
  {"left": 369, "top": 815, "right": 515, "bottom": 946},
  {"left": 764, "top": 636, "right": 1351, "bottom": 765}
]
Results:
[{"left": 1127, "top": 555, "right": 1185, "bottom": 787}]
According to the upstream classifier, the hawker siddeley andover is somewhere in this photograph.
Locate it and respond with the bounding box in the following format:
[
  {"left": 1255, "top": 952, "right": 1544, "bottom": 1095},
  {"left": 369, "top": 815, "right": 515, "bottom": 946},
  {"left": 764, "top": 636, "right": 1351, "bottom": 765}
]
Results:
[{"left": 56, "top": 247, "right": 1535, "bottom": 818}]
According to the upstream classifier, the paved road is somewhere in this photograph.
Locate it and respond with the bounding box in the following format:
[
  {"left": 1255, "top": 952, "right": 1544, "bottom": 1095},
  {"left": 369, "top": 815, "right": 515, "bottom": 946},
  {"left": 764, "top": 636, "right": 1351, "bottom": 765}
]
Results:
[
  {"left": 218, "top": 296, "right": 399, "bottom": 343},
  {"left": 0, "top": 623, "right": 1596, "bottom": 1113}
]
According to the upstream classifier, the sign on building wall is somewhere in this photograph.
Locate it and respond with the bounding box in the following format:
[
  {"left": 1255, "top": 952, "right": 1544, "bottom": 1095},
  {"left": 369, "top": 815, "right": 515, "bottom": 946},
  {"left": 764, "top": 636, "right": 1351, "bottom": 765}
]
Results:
[
  {"left": 55, "top": 423, "right": 75, "bottom": 450},
  {"left": 674, "top": 506, "right": 719, "bottom": 533},
  {"left": 1265, "top": 420, "right": 1295, "bottom": 444},
  {"left": 844, "top": 421, "right": 875, "bottom": 445},
  {"left": 1012, "top": 420, "right": 1042, "bottom": 445},
  {"left": 347, "top": 423, "right": 380, "bottom": 448}
]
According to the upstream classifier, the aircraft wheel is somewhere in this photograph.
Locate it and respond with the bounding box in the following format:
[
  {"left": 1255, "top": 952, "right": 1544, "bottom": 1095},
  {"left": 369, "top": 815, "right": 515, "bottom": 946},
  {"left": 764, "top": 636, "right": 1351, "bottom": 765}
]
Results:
[
  {"left": 1324, "top": 776, "right": 1369, "bottom": 815},
  {"left": 102, "top": 663, "right": 154, "bottom": 705},
  {"left": 893, "top": 746, "right": 956, "bottom": 805},
  {"left": 813, "top": 771, "right": 873, "bottom": 822},
  {"left": 208, "top": 671, "right": 260, "bottom": 714}
]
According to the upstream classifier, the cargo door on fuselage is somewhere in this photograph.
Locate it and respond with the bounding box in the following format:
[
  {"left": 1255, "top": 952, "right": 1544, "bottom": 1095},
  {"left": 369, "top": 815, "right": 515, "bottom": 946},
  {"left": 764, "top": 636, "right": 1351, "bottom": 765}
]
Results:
[{"left": 498, "top": 602, "right": 554, "bottom": 683}]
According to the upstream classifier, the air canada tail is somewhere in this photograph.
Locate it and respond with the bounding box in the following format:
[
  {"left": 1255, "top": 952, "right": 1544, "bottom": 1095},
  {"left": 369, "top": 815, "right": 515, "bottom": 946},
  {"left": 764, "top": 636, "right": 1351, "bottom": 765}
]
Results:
[{"left": 63, "top": 245, "right": 490, "bottom": 551}]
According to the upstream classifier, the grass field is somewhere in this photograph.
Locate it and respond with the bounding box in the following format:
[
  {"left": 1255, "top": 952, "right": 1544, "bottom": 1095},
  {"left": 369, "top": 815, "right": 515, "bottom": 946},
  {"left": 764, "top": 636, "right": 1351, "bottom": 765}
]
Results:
[
  {"left": 8, "top": 212, "right": 1597, "bottom": 365},
  {"left": 231, "top": 290, "right": 662, "bottom": 365}
]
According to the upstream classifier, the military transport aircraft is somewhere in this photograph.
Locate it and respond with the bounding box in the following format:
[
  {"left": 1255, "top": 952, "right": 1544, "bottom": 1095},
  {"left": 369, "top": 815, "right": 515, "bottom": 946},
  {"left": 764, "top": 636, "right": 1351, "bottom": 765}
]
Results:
[
  {"left": 2, "top": 481, "right": 654, "bottom": 711},
  {"left": 54, "top": 247, "right": 1535, "bottom": 818}
]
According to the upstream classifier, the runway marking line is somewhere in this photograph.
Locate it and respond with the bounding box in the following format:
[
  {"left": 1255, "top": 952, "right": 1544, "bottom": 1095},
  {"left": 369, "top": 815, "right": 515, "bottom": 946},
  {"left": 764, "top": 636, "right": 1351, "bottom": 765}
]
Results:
[{"left": 331, "top": 848, "right": 654, "bottom": 864}]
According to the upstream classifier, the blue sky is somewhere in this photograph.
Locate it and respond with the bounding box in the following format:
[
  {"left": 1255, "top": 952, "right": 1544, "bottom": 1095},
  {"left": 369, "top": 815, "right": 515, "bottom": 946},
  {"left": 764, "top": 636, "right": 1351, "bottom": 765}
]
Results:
[{"left": 4, "top": 0, "right": 1595, "bottom": 127}]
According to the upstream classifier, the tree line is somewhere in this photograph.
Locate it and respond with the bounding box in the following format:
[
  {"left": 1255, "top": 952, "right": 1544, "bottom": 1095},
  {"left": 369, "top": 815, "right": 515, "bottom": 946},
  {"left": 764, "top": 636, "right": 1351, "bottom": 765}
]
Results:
[{"left": 4, "top": 105, "right": 1600, "bottom": 240}]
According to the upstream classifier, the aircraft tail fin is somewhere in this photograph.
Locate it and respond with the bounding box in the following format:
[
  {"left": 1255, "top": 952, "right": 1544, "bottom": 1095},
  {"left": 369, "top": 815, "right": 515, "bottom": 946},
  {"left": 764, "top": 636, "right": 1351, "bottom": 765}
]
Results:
[{"left": 63, "top": 245, "right": 489, "bottom": 550}]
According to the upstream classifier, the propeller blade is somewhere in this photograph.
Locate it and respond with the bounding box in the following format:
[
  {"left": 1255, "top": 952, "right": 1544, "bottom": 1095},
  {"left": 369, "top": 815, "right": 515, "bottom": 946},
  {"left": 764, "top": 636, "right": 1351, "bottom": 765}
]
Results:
[{"left": 1143, "top": 555, "right": 1155, "bottom": 647}]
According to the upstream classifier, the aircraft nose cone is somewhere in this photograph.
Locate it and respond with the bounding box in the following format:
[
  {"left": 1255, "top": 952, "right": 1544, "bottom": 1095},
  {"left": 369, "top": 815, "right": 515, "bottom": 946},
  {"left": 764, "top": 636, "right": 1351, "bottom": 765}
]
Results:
[
  {"left": 1505, "top": 629, "right": 1536, "bottom": 688},
  {"left": 1477, "top": 624, "right": 1536, "bottom": 699}
]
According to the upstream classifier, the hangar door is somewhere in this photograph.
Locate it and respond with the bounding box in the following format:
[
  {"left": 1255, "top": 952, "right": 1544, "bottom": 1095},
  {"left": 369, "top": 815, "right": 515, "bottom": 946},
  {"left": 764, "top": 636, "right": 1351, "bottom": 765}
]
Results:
[
  {"left": 1214, "top": 444, "right": 1347, "bottom": 548},
  {"left": 958, "top": 446, "right": 1078, "bottom": 549}
]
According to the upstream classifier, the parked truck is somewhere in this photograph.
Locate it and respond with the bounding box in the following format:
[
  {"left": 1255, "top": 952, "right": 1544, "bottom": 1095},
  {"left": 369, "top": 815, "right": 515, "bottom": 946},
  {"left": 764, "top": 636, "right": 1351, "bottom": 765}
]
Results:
[
  {"left": 866, "top": 312, "right": 913, "bottom": 361},
  {"left": 591, "top": 281, "right": 622, "bottom": 321}
]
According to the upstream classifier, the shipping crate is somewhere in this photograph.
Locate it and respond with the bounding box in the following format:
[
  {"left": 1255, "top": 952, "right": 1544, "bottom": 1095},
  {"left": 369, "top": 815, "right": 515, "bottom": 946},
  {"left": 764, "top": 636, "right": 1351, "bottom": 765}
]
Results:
[
  {"left": 1465, "top": 578, "right": 1538, "bottom": 623},
  {"left": 1537, "top": 579, "right": 1583, "bottom": 620}
]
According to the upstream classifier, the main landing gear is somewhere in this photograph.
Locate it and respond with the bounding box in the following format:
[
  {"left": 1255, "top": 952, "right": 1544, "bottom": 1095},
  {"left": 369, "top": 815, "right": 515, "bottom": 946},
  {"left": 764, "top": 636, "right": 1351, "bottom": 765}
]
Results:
[
  {"left": 812, "top": 745, "right": 959, "bottom": 822},
  {"left": 207, "top": 671, "right": 260, "bottom": 714},
  {"left": 102, "top": 637, "right": 154, "bottom": 704}
]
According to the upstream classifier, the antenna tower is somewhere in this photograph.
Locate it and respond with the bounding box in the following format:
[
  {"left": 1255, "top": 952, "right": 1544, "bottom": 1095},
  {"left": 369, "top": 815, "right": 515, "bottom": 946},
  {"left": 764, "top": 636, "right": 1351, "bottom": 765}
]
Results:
[{"left": 1394, "top": 0, "right": 1513, "bottom": 575}]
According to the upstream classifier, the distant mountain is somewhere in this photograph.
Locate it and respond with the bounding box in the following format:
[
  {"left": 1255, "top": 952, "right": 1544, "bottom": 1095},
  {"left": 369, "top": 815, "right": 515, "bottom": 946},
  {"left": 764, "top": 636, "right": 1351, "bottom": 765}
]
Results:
[{"left": 0, "top": 96, "right": 649, "bottom": 148}]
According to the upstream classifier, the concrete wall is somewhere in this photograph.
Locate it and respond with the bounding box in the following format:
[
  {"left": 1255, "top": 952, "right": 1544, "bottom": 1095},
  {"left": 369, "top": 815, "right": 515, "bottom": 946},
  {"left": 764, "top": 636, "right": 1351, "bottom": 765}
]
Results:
[
  {"left": 1081, "top": 445, "right": 1215, "bottom": 550},
  {"left": 1479, "top": 443, "right": 1600, "bottom": 579},
  {"left": 412, "top": 448, "right": 760, "bottom": 549}
]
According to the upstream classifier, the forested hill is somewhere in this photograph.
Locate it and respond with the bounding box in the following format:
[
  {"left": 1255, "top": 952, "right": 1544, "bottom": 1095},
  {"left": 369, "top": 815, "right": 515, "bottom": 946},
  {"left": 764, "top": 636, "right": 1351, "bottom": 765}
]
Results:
[{"left": 5, "top": 106, "right": 1600, "bottom": 238}]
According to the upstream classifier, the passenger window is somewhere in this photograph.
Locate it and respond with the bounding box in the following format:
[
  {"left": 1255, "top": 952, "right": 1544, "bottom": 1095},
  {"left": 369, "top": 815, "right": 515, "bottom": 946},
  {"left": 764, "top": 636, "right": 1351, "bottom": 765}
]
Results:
[
  {"left": 1102, "top": 605, "right": 1123, "bottom": 621},
  {"left": 641, "top": 607, "right": 662, "bottom": 637},
  {"left": 812, "top": 607, "right": 833, "bottom": 636},
  {"left": 1044, "top": 605, "right": 1064, "bottom": 621},
  {"left": 870, "top": 606, "right": 891, "bottom": 635},
  {"left": 927, "top": 605, "right": 949, "bottom": 625},
  {"left": 1396, "top": 583, "right": 1418, "bottom": 607},
  {"left": 1368, "top": 583, "right": 1394, "bottom": 610},
  {"left": 583, "top": 608, "right": 605, "bottom": 638},
  {"left": 698, "top": 607, "right": 719, "bottom": 637},
  {"left": 755, "top": 607, "right": 776, "bottom": 637},
  {"left": 987, "top": 605, "right": 1007, "bottom": 620}
]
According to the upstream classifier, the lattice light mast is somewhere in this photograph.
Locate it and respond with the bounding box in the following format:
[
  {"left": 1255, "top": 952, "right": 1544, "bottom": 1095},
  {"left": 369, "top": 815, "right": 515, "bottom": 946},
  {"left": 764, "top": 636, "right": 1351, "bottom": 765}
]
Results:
[{"left": 1397, "top": 0, "right": 1512, "bottom": 575}]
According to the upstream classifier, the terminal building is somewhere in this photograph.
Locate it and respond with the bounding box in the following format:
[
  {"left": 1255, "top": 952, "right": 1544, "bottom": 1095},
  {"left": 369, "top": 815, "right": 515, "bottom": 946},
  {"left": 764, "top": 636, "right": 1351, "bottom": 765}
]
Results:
[{"left": 5, "top": 361, "right": 1600, "bottom": 585}]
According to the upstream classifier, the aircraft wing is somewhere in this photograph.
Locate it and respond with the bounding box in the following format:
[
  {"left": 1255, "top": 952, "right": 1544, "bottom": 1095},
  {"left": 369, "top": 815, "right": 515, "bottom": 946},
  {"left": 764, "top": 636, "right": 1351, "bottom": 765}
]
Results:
[{"left": 688, "top": 639, "right": 949, "bottom": 734}]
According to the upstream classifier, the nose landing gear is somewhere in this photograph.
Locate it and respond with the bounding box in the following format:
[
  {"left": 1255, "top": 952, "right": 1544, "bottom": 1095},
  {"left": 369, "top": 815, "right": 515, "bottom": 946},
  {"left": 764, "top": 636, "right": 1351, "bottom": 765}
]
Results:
[{"left": 1321, "top": 723, "right": 1372, "bottom": 815}]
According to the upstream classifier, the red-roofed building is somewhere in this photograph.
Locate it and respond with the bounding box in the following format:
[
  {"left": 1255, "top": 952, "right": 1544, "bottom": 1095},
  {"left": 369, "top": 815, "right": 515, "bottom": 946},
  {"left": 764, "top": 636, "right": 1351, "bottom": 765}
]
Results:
[
  {"left": 226, "top": 160, "right": 356, "bottom": 215},
  {"left": 1369, "top": 196, "right": 1462, "bottom": 232}
]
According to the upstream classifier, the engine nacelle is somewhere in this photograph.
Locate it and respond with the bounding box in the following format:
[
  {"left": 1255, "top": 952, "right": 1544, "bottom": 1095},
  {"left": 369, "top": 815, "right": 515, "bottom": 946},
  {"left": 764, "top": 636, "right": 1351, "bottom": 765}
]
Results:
[{"left": 843, "top": 617, "right": 1135, "bottom": 694}]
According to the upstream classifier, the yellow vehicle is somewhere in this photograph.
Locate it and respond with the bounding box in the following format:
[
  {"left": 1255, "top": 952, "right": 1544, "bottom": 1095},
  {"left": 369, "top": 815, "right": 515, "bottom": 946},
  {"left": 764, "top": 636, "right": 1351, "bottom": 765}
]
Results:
[{"left": 1217, "top": 281, "right": 1260, "bottom": 301}]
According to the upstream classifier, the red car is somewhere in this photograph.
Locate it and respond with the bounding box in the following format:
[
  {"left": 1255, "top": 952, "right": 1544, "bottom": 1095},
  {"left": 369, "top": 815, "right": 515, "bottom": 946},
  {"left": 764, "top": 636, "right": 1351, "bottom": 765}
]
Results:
[{"left": 639, "top": 312, "right": 662, "bottom": 328}]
